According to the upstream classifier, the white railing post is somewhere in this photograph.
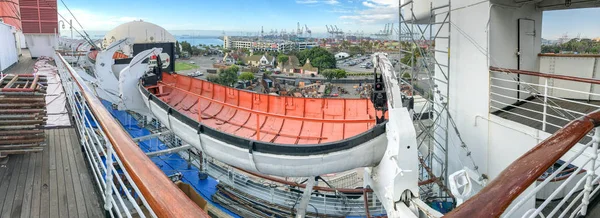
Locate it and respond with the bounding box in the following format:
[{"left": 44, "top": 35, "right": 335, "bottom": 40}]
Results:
[
  {"left": 104, "top": 141, "right": 114, "bottom": 212},
  {"left": 580, "top": 127, "right": 600, "bottom": 216},
  {"left": 542, "top": 78, "right": 548, "bottom": 132}
]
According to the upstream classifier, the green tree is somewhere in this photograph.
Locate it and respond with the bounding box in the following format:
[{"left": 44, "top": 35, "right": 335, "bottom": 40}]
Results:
[
  {"left": 349, "top": 46, "right": 365, "bottom": 56},
  {"left": 339, "top": 40, "right": 351, "bottom": 50},
  {"left": 217, "top": 65, "right": 239, "bottom": 86},
  {"left": 298, "top": 47, "right": 336, "bottom": 70},
  {"left": 400, "top": 46, "right": 421, "bottom": 66},
  {"left": 238, "top": 72, "right": 255, "bottom": 81},
  {"left": 180, "top": 41, "right": 192, "bottom": 55},
  {"left": 277, "top": 54, "right": 289, "bottom": 67},
  {"left": 191, "top": 46, "right": 202, "bottom": 56},
  {"left": 207, "top": 75, "right": 219, "bottom": 83},
  {"left": 321, "top": 69, "right": 347, "bottom": 82}
]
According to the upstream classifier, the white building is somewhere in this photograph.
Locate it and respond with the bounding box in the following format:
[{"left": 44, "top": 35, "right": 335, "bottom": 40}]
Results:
[
  {"left": 223, "top": 36, "right": 318, "bottom": 52},
  {"left": 335, "top": 52, "right": 350, "bottom": 59}
]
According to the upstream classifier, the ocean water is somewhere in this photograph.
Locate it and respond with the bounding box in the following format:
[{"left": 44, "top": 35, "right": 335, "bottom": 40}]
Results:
[{"left": 175, "top": 36, "right": 223, "bottom": 47}]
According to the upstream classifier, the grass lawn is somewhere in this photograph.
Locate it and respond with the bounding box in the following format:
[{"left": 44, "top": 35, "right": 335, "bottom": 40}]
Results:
[{"left": 175, "top": 62, "right": 199, "bottom": 71}]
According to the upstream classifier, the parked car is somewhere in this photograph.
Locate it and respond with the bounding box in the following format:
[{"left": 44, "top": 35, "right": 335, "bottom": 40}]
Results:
[{"left": 190, "top": 71, "right": 204, "bottom": 77}]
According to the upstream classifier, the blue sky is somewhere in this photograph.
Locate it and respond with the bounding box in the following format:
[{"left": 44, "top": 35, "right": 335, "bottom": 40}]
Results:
[
  {"left": 542, "top": 8, "right": 600, "bottom": 40},
  {"left": 56, "top": 0, "right": 600, "bottom": 39}
]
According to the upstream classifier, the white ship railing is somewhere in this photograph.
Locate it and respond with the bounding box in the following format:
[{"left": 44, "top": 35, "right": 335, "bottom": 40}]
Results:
[
  {"left": 448, "top": 109, "right": 600, "bottom": 217},
  {"left": 489, "top": 66, "right": 600, "bottom": 139},
  {"left": 503, "top": 129, "right": 599, "bottom": 218},
  {"left": 54, "top": 52, "right": 208, "bottom": 217},
  {"left": 446, "top": 67, "right": 600, "bottom": 217}
]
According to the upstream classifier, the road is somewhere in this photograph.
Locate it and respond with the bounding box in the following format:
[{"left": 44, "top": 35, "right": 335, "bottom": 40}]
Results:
[{"left": 177, "top": 55, "right": 221, "bottom": 79}]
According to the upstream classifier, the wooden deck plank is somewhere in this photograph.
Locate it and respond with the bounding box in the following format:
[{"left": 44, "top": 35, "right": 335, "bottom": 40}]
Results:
[
  {"left": 0, "top": 127, "right": 103, "bottom": 218},
  {"left": 0, "top": 157, "right": 7, "bottom": 195},
  {"left": 13, "top": 153, "right": 34, "bottom": 218},
  {"left": 59, "top": 129, "right": 78, "bottom": 217},
  {"left": 5, "top": 50, "right": 36, "bottom": 76},
  {"left": 28, "top": 151, "right": 43, "bottom": 218},
  {"left": 53, "top": 129, "right": 69, "bottom": 218},
  {"left": 1, "top": 154, "right": 25, "bottom": 218},
  {"left": 19, "top": 152, "right": 38, "bottom": 218},
  {"left": 11, "top": 153, "right": 33, "bottom": 218},
  {"left": 64, "top": 128, "right": 89, "bottom": 218},
  {"left": 49, "top": 130, "right": 59, "bottom": 218},
  {"left": 68, "top": 128, "right": 103, "bottom": 218},
  {"left": 0, "top": 156, "right": 21, "bottom": 216},
  {"left": 39, "top": 131, "right": 51, "bottom": 218}
]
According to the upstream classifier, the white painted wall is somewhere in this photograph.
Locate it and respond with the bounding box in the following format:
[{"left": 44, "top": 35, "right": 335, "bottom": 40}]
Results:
[
  {"left": 539, "top": 56, "right": 599, "bottom": 100},
  {"left": 18, "top": 31, "right": 26, "bottom": 49},
  {"left": 0, "top": 23, "right": 18, "bottom": 71},
  {"left": 25, "top": 34, "right": 58, "bottom": 58},
  {"left": 437, "top": 0, "right": 491, "bottom": 178},
  {"left": 489, "top": 4, "right": 542, "bottom": 111}
]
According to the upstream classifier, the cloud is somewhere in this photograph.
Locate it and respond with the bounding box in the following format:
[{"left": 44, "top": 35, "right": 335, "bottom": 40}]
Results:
[
  {"left": 296, "top": 0, "right": 319, "bottom": 4},
  {"left": 340, "top": 0, "right": 398, "bottom": 24},
  {"left": 362, "top": 1, "right": 377, "bottom": 7},
  {"left": 57, "top": 9, "right": 143, "bottom": 31},
  {"left": 327, "top": 8, "right": 353, "bottom": 13},
  {"left": 325, "top": 0, "right": 340, "bottom": 5}
]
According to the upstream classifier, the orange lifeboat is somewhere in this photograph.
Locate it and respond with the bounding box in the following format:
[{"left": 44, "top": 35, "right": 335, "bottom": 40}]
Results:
[{"left": 139, "top": 72, "right": 388, "bottom": 176}]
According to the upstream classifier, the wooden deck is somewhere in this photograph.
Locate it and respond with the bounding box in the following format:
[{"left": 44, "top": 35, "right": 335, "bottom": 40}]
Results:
[
  {"left": 0, "top": 128, "right": 103, "bottom": 218},
  {"left": 494, "top": 97, "right": 600, "bottom": 135},
  {"left": 1, "top": 50, "right": 103, "bottom": 218},
  {"left": 4, "top": 49, "right": 37, "bottom": 75}
]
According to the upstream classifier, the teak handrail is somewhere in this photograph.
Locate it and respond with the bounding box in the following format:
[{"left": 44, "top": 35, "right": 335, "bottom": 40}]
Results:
[
  {"left": 490, "top": 66, "right": 600, "bottom": 85},
  {"left": 57, "top": 53, "right": 208, "bottom": 217},
  {"left": 445, "top": 109, "right": 600, "bottom": 218}
]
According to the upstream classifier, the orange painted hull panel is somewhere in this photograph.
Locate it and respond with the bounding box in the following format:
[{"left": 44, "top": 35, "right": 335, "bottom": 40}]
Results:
[{"left": 148, "top": 73, "right": 382, "bottom": 145}]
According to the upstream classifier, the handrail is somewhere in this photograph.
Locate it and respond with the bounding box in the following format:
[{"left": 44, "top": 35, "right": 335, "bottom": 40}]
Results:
[
  {"left": 489, "top": 66, "right": 600, "bottom": 85},
  {"left": 539, "top": 53, "right": 600, "bottom": 58},
  {"left": 56, "top": 53, "right": 209, "bottom": 217},
  {"left": 445, "top": 109, "right": 600, "bottom": 218}
]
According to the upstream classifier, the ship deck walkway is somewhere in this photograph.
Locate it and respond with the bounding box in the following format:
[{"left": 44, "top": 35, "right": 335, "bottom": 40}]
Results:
[
  {"left": 4, "top": 49, "right": 37, "bottom": 76},
  {"left": 0, "top": 129, "right": 103, "bottom": 218},
  {"left": 0, "top": 50, "right": 103, "bottom": 218},
  {"left": 494, "top": 97, "right": 600, "bottom": 135}
]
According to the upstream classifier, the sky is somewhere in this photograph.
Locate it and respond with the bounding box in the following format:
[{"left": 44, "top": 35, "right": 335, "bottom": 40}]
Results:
[
  {"left": 55, "top": 0, "right": 600, "bottom": 39},
  {"left": 542, "top": 8, "right": 600, "bottom": 40}
]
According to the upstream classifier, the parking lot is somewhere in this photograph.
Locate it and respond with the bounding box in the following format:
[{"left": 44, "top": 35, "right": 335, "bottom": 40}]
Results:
[
  {"left": 337, "top": 55, "right": 373, "bottom": 73},
  {"left": 176, "top": 55, "right": 222, "bottom": 79},
  {"left": 337, "top": 53, "right": 402, "bottom": 73}
]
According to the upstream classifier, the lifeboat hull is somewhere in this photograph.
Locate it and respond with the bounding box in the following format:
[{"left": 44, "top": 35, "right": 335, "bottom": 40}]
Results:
[{"left": 139, "top": 84, "right": 388, "bottom": 177}]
